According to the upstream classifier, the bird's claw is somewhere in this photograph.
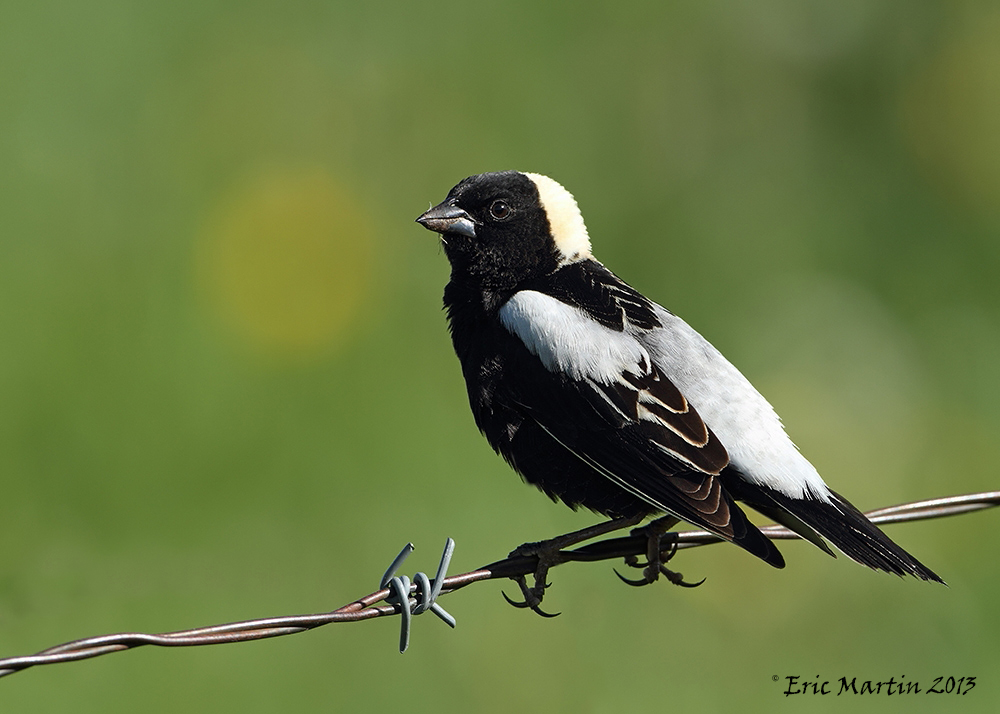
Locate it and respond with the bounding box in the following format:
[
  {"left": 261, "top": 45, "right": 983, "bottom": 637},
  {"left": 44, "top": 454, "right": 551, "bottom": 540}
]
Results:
[
  {"left": 614, "top": 517, "right": 703, "bottom": 589},
  {"left": 668, "top": 571, "right": 706, "bottom": 588},
  {"left": 502, "top": 575, "right": 560, "bottom": 617},
  {"left": 613, "top": 568, "right": 652, "bottom": 587},
  {"left": 614, "top": 563, "right": 704, "bottom": 588},
  {"left": 501, "top": 589, "right": 530, "bottom": 608}
]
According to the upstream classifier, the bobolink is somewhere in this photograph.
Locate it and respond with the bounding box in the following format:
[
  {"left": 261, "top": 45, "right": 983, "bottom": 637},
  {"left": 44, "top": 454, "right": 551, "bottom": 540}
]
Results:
[{"left": 417, "top": 171, "right": 940, "bottom": 607}]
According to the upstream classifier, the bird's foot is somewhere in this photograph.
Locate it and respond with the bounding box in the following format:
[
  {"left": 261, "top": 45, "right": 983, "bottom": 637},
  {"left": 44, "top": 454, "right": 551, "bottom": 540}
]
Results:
[
  {"left": 614, "top": 516, "right": 705, "bottom": 589},
  {"left": 502, "top": 542, "right": 563, "bottom": 617},
  {"left": 501, "top": 573, "right": 560, "bottom": 618},
  {"left": 501, "top": 515, "right": 644, "bottom": 616}
]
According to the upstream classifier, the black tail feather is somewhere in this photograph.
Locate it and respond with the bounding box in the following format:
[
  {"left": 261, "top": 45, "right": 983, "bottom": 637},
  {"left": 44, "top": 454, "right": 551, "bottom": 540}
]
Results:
[
  {"left": 759, "top": 487, "right": 944, "bottom": 583},
  {"left": 726, "top": 501, "right": 787, "bottom": 569},
  {"left": 750, "top": 503, "right": 836, "bottom": 558}
]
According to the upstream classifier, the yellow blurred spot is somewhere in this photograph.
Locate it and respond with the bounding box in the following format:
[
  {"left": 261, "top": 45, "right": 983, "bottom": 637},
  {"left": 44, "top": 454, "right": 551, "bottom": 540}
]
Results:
[
  {"left": 197, "top": 168, "right": 373, "bottom": 360},
  {"left": 900, "top": 14, "right": 1000, "bottom": 212}
]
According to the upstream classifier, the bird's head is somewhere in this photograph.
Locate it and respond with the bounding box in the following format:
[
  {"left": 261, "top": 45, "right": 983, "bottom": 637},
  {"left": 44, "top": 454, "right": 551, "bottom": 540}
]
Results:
[{"left": 416, "top": 171, "right": 592, "bottom": 288}]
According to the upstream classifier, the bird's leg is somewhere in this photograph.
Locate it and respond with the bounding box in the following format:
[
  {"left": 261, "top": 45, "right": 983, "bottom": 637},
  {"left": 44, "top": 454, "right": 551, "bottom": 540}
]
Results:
[
  {"left": 616, "top": 515, "right": 705, "bottom": 588},
  {"left": 504, "top": 514, "right": 644, "bottom": 615},
  {"left": 509, "top": 514, "right": 645, "bottom": 559}
]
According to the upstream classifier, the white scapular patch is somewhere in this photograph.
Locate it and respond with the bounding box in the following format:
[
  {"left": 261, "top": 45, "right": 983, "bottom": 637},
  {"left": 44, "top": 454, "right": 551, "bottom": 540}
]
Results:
[
  {"left": 499, "top": 288, "right": 833, "bottom": 502},
  {"left": 524, "top": 173, "right": 593, "bottom": 265},
  {"left": 498, "top": 290, "right": 647, "bottom": 384},
  {"left": 636, "top": 306, "right": 833, "bottom": 502}
]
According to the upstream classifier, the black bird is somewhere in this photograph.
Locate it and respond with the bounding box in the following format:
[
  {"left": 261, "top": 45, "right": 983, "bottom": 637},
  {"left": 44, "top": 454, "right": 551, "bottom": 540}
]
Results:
[{"left": 417, "top": 170, "right": 942, "bottom": 608}]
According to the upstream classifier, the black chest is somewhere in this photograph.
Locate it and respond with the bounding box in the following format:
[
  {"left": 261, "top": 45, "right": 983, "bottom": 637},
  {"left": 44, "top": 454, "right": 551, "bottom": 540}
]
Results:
[
  {"left": 440, "top": 272, "right": 656, "bottom": 519},
  {"left": 443, "top": 280, "right": 522, "bottom": 427}
]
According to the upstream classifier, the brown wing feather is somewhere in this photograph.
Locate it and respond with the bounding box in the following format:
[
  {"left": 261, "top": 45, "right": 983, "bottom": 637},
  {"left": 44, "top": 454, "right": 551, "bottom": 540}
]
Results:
[{"left": 592, "top": 363, "right": 729, "bottom": 475}]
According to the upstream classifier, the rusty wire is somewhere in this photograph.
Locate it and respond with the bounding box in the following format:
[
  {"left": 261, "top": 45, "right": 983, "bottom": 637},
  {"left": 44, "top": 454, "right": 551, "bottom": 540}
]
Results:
[{"left": 0, "top": 490, "right": 997, "bottom": 679}]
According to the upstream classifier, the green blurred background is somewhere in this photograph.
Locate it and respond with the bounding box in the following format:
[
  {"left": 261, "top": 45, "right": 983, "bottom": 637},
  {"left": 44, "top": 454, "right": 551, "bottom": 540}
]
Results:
[{"left": 2, "top": 0, "right": 999, "bottom": 711}]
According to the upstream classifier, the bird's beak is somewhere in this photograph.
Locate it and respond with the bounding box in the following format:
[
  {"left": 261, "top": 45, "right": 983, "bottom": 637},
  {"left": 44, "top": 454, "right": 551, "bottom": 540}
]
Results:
[{"left": 415, "top": 202, "right": 477, "bottom": 238}]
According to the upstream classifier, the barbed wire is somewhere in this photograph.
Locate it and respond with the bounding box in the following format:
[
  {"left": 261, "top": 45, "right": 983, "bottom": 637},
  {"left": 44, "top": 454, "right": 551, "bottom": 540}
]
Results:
[{"left": 0, "top": 490, "right": 996, "bottom": 679}]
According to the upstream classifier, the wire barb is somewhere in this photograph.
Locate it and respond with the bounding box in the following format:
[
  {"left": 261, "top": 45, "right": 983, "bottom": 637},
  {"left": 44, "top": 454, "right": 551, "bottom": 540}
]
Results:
[
  {"left": 381, "top": 539, "right": 457, "bottom": 652},
  {"left": 0, "top": 491, "right": 996, "bottom": 679}
]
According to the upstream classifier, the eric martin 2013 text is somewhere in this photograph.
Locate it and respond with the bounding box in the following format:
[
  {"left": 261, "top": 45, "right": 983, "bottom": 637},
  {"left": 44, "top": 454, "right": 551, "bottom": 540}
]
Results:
[{"left": 778, "top": 675, "right": 975, "bottom": 696}]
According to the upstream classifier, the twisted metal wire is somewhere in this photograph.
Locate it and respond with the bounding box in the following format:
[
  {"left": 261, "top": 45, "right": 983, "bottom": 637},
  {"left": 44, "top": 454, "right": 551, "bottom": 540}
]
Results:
[{"left": 0, "top": 490, "right": 996, "bottom": 679}]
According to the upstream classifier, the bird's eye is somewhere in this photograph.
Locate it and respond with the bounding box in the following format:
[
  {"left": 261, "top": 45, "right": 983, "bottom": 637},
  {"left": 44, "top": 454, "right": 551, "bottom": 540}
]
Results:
[{"left": 489, "top": 200, "right": 511, "bottom": 220}]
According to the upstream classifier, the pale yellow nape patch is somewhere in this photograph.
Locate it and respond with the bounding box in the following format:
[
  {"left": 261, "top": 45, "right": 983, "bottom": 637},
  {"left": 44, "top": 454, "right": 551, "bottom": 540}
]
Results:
[{"left": 524, "top": 173, "right": 593, "bottom": 265}]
